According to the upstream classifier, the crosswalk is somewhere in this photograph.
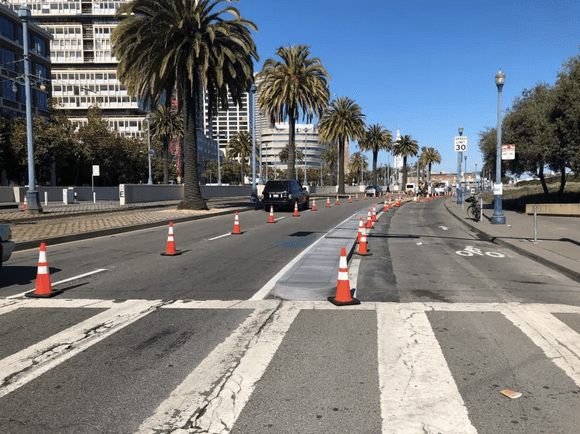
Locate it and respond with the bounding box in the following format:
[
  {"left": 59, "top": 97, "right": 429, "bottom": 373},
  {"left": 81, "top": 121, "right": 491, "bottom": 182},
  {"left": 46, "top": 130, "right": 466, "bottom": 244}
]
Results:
[{"left": 1, "top": 298, "right": 580, "bottom": 433}]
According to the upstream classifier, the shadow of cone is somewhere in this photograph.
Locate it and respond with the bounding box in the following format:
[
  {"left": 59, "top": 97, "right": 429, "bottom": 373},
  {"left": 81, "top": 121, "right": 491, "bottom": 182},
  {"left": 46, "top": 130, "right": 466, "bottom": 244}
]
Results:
[
  {"left": 26, "top": 243, "right": 62, "bottom": 298},
  {"left": 161, "top": 222, "right": 183, "bottom": 255},
  {"left": 232, "top": 212, "right": 242, "bottom": 234},
  {"left": 328, "top": 247, "right": 360, "bottom": 306},
  {"left": 268, "top": 206, "right": 276, "bottom": 223}
]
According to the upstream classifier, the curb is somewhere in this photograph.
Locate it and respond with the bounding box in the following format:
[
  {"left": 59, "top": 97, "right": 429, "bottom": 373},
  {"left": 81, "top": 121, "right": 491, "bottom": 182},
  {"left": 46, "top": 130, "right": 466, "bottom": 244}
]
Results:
[
  {"left": 444, "top": 200, "right": 580, "bottom": 284},
  {"left": 14, "top": 205, "right": 255, "bottom": 252}
]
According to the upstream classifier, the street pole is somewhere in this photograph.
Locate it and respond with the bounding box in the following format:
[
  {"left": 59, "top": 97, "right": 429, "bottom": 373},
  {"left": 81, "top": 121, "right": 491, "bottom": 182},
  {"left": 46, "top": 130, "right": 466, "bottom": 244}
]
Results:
[
  {"left": 464, "top": 155, "right": 467, "bottom": 196},
  {"left": 491, "top": 69, "right": 507, "bottom": 224},
  {"left": 475, "top": 161, "right": 478, "bottom": 193},
  {"left": 146, "top": 114, "right": 153, "bottom": 184},
  {"left": 19, "top": 6, "right": 42, "bottom": 213},
  {"left": 250, "top": 84, "right": 257, "bottom": 201},
  {"left": 456, "top": 126, "right": 463, "bottom": 205},
  {"left": 303, "top": 127, "right": 308, "bottom": 185}
]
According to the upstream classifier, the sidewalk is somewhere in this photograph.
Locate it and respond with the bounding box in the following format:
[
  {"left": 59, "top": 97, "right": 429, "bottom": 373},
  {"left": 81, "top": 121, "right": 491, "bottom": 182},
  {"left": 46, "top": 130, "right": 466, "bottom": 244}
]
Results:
[
  {"left": 445, "top": 198, "right": 580, "bottom": 283},
  {"left": 0, "top": 198, "right": 256, "bottom": 251}
]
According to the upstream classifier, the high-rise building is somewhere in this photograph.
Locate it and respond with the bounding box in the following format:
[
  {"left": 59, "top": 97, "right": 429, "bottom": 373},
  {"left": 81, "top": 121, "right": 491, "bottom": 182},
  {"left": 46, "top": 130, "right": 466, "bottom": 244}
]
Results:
[
  {"left": 0, "top": 2, "right": 51, "bottom": 120},
  {"left": 3, "top": 0, "right": 147, "bottom": 137}
]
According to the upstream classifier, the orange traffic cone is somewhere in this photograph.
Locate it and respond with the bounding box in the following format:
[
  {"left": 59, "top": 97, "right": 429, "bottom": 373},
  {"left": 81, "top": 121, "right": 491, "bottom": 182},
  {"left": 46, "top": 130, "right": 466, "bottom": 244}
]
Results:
[
  {"left": 161, "top": 222, "right": 183, "bottom": 255},
  {"left": 366, "top": 209, "right": 373, "bottom": 229},
  {"left": 26, "top": 243, "right": 62, "bottom": 298},
  {"left": 292, "top": 201, "right": 300, "bottom": 217},
  {"left": 268, "top": 205, "right": 276, "bottom": 223},
  {"left": 326, "top": 198, "right": 331, "bottom": 208},
  {"left": 22, "top": 195, "right": 27, "bottom": 211},
  {"left": 311, "top": 198, "right": 317, "bottom": 211},
  {"left": 232, "top": 212, "right": 242, "bottom": 234},
  {"left": 356, "top": 217, "right": 364, "bottom": 243},
  {"left": 383, "top": 200, "right": 388, "bottom": 212},
  {"left": 328, "top": 247, "right": 360, "bottom": 306},
  {"left": 364, "top": 194, "right": 368, "bottom": 201},
  {"left": 372, "top": 204, "right": 377, "bottom": 222},
  {"left": 355, "top": 194, "right": 359, "bottom": 202},
  {"left": 335, "top": 195, "right": 340, "bottom": 205},
  {"left": 426, "top": 194, "right": 430, "bottom": 202},
  {"left": 355, "top": 227, "right": 372, "bottom": 256},
  {"left": 348, "top": 195, "right": 352, "bottom": 203}
]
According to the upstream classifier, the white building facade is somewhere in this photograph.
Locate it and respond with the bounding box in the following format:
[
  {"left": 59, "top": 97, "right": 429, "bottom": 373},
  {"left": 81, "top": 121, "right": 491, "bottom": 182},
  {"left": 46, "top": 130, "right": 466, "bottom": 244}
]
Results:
[{"left": 3, "top": 0, "right": 147, "bottom": 137}]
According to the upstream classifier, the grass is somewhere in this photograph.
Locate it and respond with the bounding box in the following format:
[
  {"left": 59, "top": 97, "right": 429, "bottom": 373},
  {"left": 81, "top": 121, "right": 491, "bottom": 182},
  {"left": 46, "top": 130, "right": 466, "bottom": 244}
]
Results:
[{"left": 479, "top": 176, "right": 580, "bottom": 213}]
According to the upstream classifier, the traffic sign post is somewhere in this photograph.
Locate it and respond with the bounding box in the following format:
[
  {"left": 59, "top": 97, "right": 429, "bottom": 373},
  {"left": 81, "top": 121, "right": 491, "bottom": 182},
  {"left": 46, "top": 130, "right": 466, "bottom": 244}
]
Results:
[
  {"left": 454, "top": 136, "right": 468, "bottom": 152},
  {"left": 502, "top": 144, "right": 515, "bottom": 160}
]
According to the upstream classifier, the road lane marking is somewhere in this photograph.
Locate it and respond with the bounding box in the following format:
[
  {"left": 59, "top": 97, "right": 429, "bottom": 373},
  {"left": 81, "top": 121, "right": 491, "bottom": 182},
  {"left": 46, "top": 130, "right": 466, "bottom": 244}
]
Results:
[
  {"left": 0, "top": 299, "right": 162, "bottom": 399},
  {"left": 6, "top": 268, "right": 108, "bottom": 299},
  {"left": 137, "top": 300, "right": 297, "bottom": 434},
  {"left": 377, "top": 304, "right": 478, "bottom": 434},
  {"left": 208, "top": 233, "right": 231, "bottom": 241}
]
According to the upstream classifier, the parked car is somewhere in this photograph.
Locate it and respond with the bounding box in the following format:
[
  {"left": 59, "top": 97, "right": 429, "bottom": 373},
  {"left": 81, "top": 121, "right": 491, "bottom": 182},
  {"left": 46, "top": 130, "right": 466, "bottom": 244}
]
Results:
[
  {"left": 364, "top": 185, "right": 382, "bottom": 196},
  {"left": 261, "top": 180, "right": 309, "bottom": 211},
  {"left": 434, "top": 181, "right": 451, "bottom": 195},
  {"left": 0, "top": 224, "right": 15, "bottom": 272}
]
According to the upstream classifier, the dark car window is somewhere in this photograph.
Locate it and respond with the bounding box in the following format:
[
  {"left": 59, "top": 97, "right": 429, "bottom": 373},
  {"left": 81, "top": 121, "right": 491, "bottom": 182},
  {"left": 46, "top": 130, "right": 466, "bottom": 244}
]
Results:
[{"left": 264, "top": 181, "right": 289, "bottom": 192}]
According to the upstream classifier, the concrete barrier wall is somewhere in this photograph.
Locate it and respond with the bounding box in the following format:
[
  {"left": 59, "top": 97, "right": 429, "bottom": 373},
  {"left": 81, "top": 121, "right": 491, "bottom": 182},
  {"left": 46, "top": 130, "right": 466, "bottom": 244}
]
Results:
[
  {"left": 118, "top": 184, "right": 254, "bottom": 205},
  {"left": 526, "top": 203, "right": 580, "bottom": 216},
  {"left": 1, "top": 186, "right": 119, "bottom": 203}
]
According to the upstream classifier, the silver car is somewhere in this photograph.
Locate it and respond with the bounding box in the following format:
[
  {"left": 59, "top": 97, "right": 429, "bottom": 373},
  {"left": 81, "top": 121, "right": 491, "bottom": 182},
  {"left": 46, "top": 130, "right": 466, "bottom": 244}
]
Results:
[{"left": 1, "top": 224, "right": 15, "bottom": 272}]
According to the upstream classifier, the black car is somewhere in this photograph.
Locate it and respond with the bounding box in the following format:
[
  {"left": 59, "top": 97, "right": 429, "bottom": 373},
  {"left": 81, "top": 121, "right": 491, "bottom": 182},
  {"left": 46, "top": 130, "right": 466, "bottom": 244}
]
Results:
[
  {"left": 261, "top": 180, "right": 310, "bottom": 211},
  {"left": 364, "top": 185, "right": 383, "bottom": 196}
]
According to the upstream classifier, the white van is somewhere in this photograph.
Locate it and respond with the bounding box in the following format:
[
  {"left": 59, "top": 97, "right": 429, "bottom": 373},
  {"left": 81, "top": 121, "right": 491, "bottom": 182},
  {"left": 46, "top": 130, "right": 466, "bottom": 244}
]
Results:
[{"left": 405, "top": 183, "right": 418, "bottom": 194}]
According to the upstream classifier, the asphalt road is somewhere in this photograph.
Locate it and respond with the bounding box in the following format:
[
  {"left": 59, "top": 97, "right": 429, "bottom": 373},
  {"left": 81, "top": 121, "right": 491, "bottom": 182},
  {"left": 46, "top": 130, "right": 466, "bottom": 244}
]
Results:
[{"left": 1, "top": 198, "right": 580, "bottom": 434}]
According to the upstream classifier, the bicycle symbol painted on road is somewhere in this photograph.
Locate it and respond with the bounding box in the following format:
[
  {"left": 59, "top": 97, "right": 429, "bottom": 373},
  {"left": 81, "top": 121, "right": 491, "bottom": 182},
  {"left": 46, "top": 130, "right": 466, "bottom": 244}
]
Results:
[{"left": 456, "top": 245, "right": 505, "bottom": 258}]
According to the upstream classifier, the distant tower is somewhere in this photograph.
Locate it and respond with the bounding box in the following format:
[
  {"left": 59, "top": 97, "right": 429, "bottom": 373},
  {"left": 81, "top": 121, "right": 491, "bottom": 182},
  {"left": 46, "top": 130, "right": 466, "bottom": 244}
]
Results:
[{"left": 393, "top": 128, "right": 403, "bottom": 186}]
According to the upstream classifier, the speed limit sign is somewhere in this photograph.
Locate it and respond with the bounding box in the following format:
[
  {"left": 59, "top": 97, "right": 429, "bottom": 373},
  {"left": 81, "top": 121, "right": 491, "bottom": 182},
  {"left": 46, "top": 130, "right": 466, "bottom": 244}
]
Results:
[{"left": 454, "top": 136, "right": 468, "bottom": 152}]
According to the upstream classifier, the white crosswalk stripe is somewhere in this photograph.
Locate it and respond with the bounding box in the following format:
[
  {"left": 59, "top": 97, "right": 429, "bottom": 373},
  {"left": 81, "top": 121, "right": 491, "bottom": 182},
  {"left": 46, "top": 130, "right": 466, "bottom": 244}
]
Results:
[{"left": 1, "top": 299, "right": 580, "bottom": 433}]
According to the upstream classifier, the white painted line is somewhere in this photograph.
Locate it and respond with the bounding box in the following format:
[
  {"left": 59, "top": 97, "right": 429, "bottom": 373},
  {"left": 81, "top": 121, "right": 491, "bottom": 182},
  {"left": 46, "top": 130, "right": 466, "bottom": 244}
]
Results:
[
  {"left": 6, "top": 268, "right": 108, "bottom": 299},
  {"left": 208, "top": 233, "right": 231, "bottom": 241},
  {"left": 0, "top": 299, "right": 162, "bottom": 399},
  {"left": 274, "top": 216, "right": 287, "bottom": 221},
  {"left": 349, "top": 256, "right": 361, "bottom": 298},
  {"left": 377, "top": 304, "right": 478, "bottom": 434},
  {"left": 502, "top": 304, "right": 580, "bottom": 387},
  {"left": 138, "top": 300, "right": 299, "bottom": 434}
]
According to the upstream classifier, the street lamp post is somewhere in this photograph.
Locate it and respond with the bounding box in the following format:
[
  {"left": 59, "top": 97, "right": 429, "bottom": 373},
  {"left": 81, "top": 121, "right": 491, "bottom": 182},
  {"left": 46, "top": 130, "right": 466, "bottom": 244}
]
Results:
[
  {"left": 303, "top": 127, "right": 308, "bottom": 186},
  {"left": 146, "top": 114, "right": 153, "bottom": 184},
  {"left": 250, "top": 84, "right": 257, "bottom": 201},
  {"left": 464, "top": 155, "right": 467, "bottom": 196},
  {"left": 491, "top": 69, "right": 506, "bottom": 224},
  {"left": 474, "top": 161, "right": 478, "bottom": 193},
  {"left": 456, "top": 126, "right": 464, "bottom": 205},
  {"left": 19, "top": 6, "right": 42, "bottom": 213}
]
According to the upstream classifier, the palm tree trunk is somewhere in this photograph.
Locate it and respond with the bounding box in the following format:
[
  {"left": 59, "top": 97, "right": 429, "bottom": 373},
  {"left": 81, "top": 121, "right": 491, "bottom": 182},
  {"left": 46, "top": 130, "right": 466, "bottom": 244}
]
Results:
[
  {"left": 178, "top": 78, "right": 207, "bottom": 210},
  {"left": 163, "top": 135, "right": 170, "bottom": 184},
  {"left": 288, "top": 115, "right": 296, "bottom": 180},
  {"left": 338, "top": 136, "right": 345, "bottom": 194},
  {"left": 402, "top": 156, "right": 408, "bottom": 186},
  {"left": 373, "top": 149, "right": 378, "bottom": 185}
]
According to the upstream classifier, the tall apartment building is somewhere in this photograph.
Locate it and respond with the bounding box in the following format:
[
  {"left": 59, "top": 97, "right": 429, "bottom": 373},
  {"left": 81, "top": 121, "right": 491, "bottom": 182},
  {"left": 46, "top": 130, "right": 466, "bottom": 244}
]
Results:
[
  {"left": 203, "top": 79, "right": 323, "bottom": 181},
  {"left": 0, "top": 2, "right": 51, "bottom": 120},
  {"left": 2, "top": 0, "right": 147, "bottom": 137}
]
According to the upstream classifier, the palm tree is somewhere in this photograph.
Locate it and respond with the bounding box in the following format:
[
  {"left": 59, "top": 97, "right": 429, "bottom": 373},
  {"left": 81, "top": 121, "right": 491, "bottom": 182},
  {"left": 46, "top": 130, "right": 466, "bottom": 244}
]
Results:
[
  {"left": 112, "top": 0, "right": 258, "bottom": 210},
  {"left": 257, "top": 45, "right": 330, "bottom": 180},
  {"left": 320, "top": 146, "right": 338, "bottom": 185},
  {"left": 393, "top": 134, "right": 419, "bottom": 186},
  {"left": 150, "top": 105, "right": 183, "bottom": 184},
  {"left": 348, "top": 151, "right": 368, "bottom": 185},
  {"left": 421, "top": 146, "right": 442, "bottom": 183},
  {"left": 359, "top": 124, "right": 392, "bottom": 186},
  {"left": 279, "top": 144, "right": 304, "bottom": 164},
  {"left": 318, "top": 97, "right": 366, "bottom": 194},
  {"left": 226, "top": 131, "right": 253, "bottom": 184}
]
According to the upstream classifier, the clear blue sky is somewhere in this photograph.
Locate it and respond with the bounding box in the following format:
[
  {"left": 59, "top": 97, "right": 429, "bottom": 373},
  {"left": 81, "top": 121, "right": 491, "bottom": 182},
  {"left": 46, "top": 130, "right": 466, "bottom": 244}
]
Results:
[{"left": 236, "top": 0, "right": 580, "bottom": 176}]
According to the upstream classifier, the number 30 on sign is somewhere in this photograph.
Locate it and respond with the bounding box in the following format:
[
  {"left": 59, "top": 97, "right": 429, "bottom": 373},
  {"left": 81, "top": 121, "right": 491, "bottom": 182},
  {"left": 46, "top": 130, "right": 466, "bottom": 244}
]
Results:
[{"left": 454, "top": 136, "right": 468, "bottom": 152}]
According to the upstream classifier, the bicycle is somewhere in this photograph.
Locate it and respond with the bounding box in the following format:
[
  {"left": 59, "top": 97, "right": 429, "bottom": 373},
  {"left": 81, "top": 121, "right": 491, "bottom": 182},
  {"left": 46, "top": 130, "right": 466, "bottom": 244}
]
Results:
[{"left": 465, "top": 195, "right": 481, "bottom": 222}]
